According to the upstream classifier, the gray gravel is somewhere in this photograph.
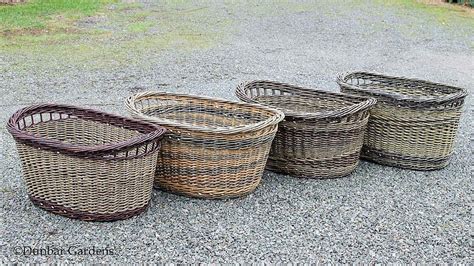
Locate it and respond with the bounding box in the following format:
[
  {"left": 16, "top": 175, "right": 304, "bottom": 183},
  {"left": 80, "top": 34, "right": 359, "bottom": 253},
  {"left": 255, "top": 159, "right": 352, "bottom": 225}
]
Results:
[{"left": 0, "top": 1, "right": 472, "bottom": 263}]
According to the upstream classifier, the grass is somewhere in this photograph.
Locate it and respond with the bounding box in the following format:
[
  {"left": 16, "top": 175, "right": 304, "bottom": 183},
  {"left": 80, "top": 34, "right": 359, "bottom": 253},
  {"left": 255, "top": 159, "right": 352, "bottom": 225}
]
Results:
[
  {"left": 0, "top": 1, "right": 233, "bottom": 72},
  {"left": 0, "top": 0, "right": 115, "bottom": 34},
  {"left": 127, "top": 21, "right": 154, "bottom": 33},
  {"left": 0, "top": 0, "right": 471, "bottom": 72},
  {"left": 380, "top": 0, "right": 474, "bottom": 26}
]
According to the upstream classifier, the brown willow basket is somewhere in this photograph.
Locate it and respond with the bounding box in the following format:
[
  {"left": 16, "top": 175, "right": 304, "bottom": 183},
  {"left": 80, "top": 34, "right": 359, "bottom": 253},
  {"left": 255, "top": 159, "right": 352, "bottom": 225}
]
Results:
[
  {"left": 7, "top": 104, "right": 166, "bottom": 221},
  {"left": 236, "top": 81, "right": 377, "bottom": 179},
  {"left": 126, "top": 92, "right": 284, "bottom": 199},
  {"left": 338, "top": 72, "right": 468, "bottom": 170}
]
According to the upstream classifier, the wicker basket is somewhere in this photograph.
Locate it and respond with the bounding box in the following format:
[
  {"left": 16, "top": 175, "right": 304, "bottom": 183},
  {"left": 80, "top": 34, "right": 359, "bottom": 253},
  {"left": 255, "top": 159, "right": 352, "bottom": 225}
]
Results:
[
  {"left": 235, "top": 80, "right": 377, "bottom": 178},
  {"left": 7, "top": 104, "right": 166, "bottom": 221},
  {"left": 337, "top": 72, "right": 468, "bottom": 170},
  {"left": 126, "top": 92, "right": 284, "bottom": 199}
]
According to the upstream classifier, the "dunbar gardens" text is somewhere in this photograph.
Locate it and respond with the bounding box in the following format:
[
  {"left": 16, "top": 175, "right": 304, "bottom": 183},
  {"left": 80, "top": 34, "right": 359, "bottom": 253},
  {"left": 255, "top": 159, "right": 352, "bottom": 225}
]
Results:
[{"left": 14, "top": 245, "right": 115, "bottom": 256}]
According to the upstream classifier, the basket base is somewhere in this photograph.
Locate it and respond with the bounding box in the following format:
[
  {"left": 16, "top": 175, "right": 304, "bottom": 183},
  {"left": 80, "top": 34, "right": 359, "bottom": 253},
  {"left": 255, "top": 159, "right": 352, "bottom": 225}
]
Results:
[
  {"left": 153, "top": 184, "right": 258, "bottom": 200},
  {"left": 29, "top": 195, "right": 149, "bottom": 222},
  {"left": 361, "top": 148, "right": 451, "bottom": 171},
  {"left": 265, "top": 166, "right": 356, "bottom": 179},
  {"left": 265, "top": 158, "right": 358, "bottom": 179}
]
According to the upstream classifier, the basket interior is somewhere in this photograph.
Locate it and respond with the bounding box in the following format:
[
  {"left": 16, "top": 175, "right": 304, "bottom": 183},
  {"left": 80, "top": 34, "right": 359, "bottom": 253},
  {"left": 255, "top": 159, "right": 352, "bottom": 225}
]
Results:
[
  {"left": 254, "top": 95, "right": 354, "bottom": 114},
  {"left": 240, "top": 81, "right": 367, "bottom": 116},
  {"left": 344, "top": 74, "right": 461, "bottom": 98},
  {"left": 137, "top": 97, "right": 274, "bottom": 129},
  {"left": 21, "top": 114, "right": 142, "bottom": 146}
]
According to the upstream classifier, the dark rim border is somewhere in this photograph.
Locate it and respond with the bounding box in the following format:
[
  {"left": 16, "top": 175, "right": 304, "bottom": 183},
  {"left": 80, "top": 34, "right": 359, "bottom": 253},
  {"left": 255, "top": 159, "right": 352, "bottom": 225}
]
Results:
[
  {"left": 235, "top": 80, "right": 377, "bottom": 119},
  {"left": 337, "top": 71, "right": 468, "bottom": 105},
  {"left": 7, "top": 103, "right": 167, "bottom": 159}
]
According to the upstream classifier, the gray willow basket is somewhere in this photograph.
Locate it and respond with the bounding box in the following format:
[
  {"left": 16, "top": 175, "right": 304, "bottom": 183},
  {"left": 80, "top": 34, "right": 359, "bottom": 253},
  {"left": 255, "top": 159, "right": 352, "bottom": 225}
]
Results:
[
  {"left": 236, "top": 80, "right": 377, "bottom": 178},
  {"left": 126, "top": 92, "right": 284, "bottom": 199},
  {"left": 7, "top": 104, "right": 166, "bottom": 221},
  {"left": 337, "top": 72, "right": 468, "bottom": 170}
]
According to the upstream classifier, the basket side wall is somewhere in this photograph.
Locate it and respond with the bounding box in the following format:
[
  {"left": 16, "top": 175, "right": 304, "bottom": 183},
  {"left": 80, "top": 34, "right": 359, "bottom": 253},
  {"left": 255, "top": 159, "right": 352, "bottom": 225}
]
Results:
[
  {"left": 341, "top": 86, "right": 466, "bottom": 170},
  {"left": 154, "top": 125, "right": 278, "bottom": 199},
  {"left": 267, "top": 111, "right": 370, "bottom": 178},
  {"left": 16, "top": 143, "right": 157, "bottom": 220}
]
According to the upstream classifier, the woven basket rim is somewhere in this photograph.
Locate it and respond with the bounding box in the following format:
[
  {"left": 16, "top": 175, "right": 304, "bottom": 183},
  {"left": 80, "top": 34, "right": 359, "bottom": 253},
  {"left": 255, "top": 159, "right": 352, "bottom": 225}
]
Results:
[
  {"left": 337, "top": 71, "right": 468, "bottom": 104},
  {"left": 6, "top": 103, "right": 167, "bottom": 157},
  {"left": 235, "top": 80, "right": 377, "bottom": 119},
  {"left": 126, "top": 91, "right": 285, "bottom": 134}
]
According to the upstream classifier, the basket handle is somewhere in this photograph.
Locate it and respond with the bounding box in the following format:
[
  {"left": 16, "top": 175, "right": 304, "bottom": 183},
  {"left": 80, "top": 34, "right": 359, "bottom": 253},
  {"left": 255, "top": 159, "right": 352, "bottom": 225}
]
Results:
[
  {"left": 7, "top": 104, "right": 166, "bottom": 159},
  {"left": 126, "top": 91, "right": 285, "bottom": 135},
  {"left": 337, "top": 72, "right": 468, "bottom": 105},
  {"left": 235, "top": 80, "right": 377, "bottom": 120}
]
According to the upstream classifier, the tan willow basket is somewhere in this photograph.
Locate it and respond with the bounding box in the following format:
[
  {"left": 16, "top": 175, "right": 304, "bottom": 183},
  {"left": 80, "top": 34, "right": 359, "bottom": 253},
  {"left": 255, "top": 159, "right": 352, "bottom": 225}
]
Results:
[
  {"left": 236, "top": 80, "right": 377, "bottom": 178},
  {"left": 7, "top": 104, "right": 166, "bottom": 221},
  {"left": 126, "top": 91, "right": 284, "bottom": 199},
  {"left": 338, "top": 72, "right": 468, "bottom": 170}
]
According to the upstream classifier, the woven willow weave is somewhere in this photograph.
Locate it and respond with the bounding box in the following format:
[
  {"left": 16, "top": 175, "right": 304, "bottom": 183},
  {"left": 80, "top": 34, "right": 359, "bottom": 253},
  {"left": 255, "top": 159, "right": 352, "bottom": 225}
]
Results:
[
  {"left": 236, "top": 80, "right": 376, "bottom": 178},
  {"left": 338, "top": 72, "right": 468, "bottom": 170},
  {"left": 7, "top": 104, "right": 166, "bottom": 221},
  {"left": 126, "top": 92, "right": 284, "bottom": 199}
]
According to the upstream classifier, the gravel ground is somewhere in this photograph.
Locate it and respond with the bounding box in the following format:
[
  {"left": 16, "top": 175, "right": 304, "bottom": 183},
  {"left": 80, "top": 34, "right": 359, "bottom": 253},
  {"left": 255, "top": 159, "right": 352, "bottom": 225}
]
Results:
[{"left": 0, "top": 1, "right": 472, "bottom": 263}]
